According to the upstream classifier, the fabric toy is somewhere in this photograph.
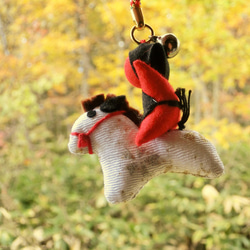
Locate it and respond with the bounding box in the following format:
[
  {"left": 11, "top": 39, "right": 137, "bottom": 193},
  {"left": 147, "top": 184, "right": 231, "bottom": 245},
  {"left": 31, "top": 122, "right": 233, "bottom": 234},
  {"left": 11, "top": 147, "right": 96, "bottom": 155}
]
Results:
[
  {"left": 68, "top": 94, "right": 224, "bottom": 204},
  {"left": 68, "top": 23, "right": 224, "bottom": 204}
]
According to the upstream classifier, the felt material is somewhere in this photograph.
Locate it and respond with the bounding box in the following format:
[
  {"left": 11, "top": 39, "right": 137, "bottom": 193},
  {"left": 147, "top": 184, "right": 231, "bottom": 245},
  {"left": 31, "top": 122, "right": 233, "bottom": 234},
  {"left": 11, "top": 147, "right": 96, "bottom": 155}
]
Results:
[
  {"left": 142, "top": 92, "right": 180, "bottom": 118},
  {"left": 82, "top": 94, "right": 105, "bottom": 112},
  {"left": 82, "top": 94, "right": 142, "bottom": 127},
  {"left": 132, "top": 60, "right": 180, "bottom": 146},
  {"left": 100, "top": 95, "right": 127, "bottom": 112},
  {"left": 68, "top": 100, "right": 224, "bottom": 204},
  {"left": 100, "top": 95, "right": 143, "bottom": 127},
  {"left": 127, "top": 43, "right": 169, "bottom": 79},
  {"left": 71, "top": 131, "right": 92, "bottom": 154},
  {"left": 125, "top": 57, "right": 141, "bottom": 88},
  {"left": 124, "top": 43, "right": 170, "bottom": 89},
  {"left": 124, "top": 42, "right": 182, "bottom": 145},
  {"left": 133, "top": 60, "right": 176, "bottom": 101}
]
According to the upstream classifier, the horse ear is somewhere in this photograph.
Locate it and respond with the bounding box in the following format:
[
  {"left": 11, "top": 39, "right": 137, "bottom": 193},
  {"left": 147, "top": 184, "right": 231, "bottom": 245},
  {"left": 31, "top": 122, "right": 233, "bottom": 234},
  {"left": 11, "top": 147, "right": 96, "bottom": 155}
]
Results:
[
  {"left": 127, "top": 43, "right": 169, "bottom": 80},
  {"left": 100, "top": 95, "right": 127, "bottom": 113},
  {"left": 149, "top": 43, "right": 170, "bottom": 80},
  {"left": 81, "top": 94, "right": 105, "bottom": 111}
]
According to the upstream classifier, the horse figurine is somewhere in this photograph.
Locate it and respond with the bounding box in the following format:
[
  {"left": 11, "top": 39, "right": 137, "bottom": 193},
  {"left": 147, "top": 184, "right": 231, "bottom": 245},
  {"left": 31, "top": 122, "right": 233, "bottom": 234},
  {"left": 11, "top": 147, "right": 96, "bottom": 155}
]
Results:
[{"left": 68, "top": 94, "right": 224, "bottom": 204}]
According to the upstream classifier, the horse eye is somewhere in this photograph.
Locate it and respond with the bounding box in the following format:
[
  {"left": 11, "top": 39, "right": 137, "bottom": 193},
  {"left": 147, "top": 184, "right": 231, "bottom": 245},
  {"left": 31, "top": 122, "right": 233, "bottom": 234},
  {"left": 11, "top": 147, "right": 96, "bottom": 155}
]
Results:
[{"left": 87, "top": 110, "right": 96, "bottom": 118}]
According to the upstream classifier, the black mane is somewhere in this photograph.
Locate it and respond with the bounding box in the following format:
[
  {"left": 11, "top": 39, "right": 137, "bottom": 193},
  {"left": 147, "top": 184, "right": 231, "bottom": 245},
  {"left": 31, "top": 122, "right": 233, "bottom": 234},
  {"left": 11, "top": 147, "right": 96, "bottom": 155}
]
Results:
[{"left": 81, "top": 94, "right": 142, "bottom": 127}]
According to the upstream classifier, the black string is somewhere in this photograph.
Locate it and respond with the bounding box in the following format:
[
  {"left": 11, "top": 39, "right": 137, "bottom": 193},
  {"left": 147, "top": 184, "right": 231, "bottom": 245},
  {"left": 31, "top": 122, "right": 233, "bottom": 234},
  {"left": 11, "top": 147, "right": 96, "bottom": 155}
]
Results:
[
  {"left": 175, "top": 88, "right": 192, "bottom": 130},
  {"left": 142, "top": 92, "right": 181, "bottom": 119},
  {"left": 142, "top": 89, "right": 192, "bottom": 130}
]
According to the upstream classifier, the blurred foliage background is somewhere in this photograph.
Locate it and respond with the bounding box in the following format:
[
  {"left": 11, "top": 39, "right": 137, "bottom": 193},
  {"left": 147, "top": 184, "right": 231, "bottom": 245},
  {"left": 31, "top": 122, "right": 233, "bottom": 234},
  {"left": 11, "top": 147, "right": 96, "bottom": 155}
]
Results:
[{"left": 0, "top": 0, "right": 249, "bottom": 249}]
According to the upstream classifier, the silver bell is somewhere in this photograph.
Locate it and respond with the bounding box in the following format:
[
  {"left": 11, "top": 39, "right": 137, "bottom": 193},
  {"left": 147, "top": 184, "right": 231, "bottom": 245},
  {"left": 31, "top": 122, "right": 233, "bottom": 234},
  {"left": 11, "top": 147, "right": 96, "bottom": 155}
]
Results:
[{"left": 157, "top": 33, "right": 180, "bottom": 58}]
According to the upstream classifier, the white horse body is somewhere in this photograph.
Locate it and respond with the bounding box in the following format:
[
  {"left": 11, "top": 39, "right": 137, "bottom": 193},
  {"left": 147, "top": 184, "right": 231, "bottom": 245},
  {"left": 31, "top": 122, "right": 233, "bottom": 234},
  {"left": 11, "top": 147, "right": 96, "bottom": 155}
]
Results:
[{"left": 69, "top": 108, "right": 224, "bottom": 204}]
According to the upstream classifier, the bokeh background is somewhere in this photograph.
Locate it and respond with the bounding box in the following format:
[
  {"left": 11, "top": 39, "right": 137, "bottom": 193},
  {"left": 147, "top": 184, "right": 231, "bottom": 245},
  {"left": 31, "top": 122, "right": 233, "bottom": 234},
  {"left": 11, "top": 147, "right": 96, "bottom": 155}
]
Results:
[{"left": 0, "top": 0, "right": 249, "bottom": 249}]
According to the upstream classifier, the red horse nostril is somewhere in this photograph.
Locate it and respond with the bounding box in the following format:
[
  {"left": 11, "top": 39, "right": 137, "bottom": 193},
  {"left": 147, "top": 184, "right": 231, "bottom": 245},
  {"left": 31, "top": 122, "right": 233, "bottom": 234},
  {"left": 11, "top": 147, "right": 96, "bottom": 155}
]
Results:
[
  {"left": 77, "top": 133, "right": 90, "bottom": 148},
  {"left": 71, "top": 132, "right": 92, "bottom": 153}
]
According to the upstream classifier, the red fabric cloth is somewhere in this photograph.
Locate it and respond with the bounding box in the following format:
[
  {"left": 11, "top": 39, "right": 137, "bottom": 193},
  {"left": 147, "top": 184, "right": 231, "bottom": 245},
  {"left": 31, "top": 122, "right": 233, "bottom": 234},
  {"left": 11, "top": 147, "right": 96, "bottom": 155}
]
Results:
[
  {"left": 125, "top": 58, "right": 180, "bottom": 146},
  {"left": 125, "top": 57, "right": 141, "bottom": 88}
]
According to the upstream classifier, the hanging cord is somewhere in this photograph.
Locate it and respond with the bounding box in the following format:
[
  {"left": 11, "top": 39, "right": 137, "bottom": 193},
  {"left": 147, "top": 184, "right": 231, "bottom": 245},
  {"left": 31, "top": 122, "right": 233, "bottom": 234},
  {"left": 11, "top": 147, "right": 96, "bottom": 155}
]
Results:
[{"left": 175, "top": 88, "right": 192, "bottom": 130}]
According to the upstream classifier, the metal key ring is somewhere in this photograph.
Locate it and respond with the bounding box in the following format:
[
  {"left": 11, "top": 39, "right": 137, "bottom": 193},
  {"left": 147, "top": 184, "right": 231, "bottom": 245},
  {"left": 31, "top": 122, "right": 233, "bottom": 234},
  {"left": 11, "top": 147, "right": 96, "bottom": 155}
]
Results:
[{"left": 130, "top": 24, "right": 155, "bottom": 44}]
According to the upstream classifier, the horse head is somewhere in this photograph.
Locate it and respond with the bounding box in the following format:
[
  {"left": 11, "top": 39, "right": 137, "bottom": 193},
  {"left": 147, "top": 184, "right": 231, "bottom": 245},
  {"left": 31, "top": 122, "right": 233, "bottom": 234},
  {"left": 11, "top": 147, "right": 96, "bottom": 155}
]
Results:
[{"left": 68, "top": 94, "right": 142, "bottom": 155}]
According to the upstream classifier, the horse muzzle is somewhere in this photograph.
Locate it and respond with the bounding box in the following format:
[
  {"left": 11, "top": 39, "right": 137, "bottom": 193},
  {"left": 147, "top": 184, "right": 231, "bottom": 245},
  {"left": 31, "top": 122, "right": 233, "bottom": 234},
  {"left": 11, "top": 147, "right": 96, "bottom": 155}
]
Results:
[{"left": 69, "top": 132, "right": 93, "bottom": 155}]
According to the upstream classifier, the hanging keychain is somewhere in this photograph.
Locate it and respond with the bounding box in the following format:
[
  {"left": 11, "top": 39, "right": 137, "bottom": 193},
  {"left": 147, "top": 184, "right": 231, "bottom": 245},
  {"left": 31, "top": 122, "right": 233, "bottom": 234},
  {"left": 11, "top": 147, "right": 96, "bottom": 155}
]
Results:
[
  {"left": 126, "top": 0, "right": 190, "bottom": 145},
  {"left": 68, "top": 0, "right": 224, "bottom": 204}
]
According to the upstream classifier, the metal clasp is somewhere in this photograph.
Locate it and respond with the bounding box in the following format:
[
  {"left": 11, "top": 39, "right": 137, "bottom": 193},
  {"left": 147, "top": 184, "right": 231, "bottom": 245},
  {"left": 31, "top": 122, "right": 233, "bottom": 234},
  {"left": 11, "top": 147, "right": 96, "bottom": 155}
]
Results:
[
  {"left": 130, "top": 0, "right": 144, "bottom": 30},
  {"left": 130, "top": 1, "right": 155, "bottom": 44}
]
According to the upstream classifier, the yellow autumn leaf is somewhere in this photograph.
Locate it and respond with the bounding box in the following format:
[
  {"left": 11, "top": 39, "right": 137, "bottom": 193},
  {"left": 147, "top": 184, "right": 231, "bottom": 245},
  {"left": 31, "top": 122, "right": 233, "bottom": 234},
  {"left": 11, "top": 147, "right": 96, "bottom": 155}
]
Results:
[{"left": 202, "top": 184, "right": 220, "bottom": 205}]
